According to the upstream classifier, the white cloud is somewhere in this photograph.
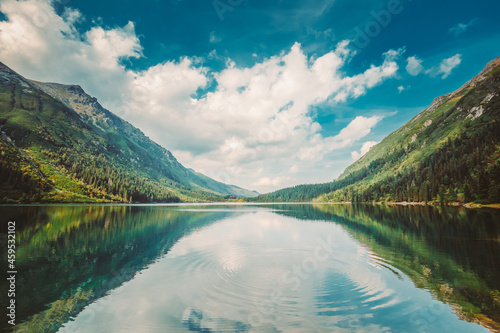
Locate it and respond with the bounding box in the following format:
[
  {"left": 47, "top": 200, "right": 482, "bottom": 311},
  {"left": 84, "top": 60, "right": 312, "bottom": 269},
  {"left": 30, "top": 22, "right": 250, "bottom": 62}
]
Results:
[
  {"left": 0, "top": 0, "right": 401, "bottom": 193},
  {"left": 406, "top": 56, "right": 423, "bottom": 76},
  {"left": 331, "top": 116, "right": 381, "bottom": 147},
  {"left": 397, "top": 85, "right": 405, "bottom": 93},
  {"left": 351, "top": 141, "right": 377, "bottom": 160},
  {"left": 449, "top": 18, "right": 478, "bottom": 36},
  {"left": 86, "top": 23, "right": 142, "bottom": 67},
  {"left": 426, "top": 54, "right": 462, "bottom": 79},
  {"left": 438, "top": 54, "right": 462, "bottom": 78}
]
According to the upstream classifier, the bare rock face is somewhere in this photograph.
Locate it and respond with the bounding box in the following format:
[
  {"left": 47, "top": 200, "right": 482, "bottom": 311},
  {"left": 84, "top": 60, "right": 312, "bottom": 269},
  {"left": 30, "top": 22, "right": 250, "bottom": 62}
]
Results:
[{"left": 29, "top": 81, "right": 107, "bottom": 120}]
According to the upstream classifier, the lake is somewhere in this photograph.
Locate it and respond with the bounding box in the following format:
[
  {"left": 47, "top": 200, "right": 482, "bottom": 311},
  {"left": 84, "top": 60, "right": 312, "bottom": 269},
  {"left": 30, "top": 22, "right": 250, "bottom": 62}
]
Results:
[{"left": 1, "top": 204, "right": 499, "bottom": 332}]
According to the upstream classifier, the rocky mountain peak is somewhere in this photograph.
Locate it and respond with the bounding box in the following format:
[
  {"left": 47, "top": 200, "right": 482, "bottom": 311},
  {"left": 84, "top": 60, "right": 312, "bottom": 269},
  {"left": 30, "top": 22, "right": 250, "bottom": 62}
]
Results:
[
  {"left": 421, "top": 56, "right": 500, "bottom": 116},
  {"left": 452, "top": 55, "right": 500, "bottom": 98},
  {"left": 30, "top": 81, "right": 107, "bottom": 119},
  {"left": 61, "top": 84, "right": 86, "bottom": 96}
]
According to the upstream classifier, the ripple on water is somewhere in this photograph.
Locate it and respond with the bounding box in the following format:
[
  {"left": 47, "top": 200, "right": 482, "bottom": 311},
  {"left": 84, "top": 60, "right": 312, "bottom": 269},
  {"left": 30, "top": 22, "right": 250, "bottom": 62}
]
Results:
[
  {"left": 172, "top": 240, "right": 411, "bottom": 333},
  {"left": 59, "top": 214, "right": 488, "bottom": 333}
]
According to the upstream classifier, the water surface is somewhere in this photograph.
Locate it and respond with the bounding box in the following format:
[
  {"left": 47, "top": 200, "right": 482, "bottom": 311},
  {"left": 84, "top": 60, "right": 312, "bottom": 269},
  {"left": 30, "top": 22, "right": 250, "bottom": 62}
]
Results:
[{"left": 1, "top": 204, "right": 499, "bottom": 332}]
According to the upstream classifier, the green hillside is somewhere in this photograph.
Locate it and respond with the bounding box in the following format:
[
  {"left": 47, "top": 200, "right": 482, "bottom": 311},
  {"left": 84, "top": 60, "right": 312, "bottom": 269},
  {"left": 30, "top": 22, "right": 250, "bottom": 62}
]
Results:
[
  {"left": 0, "top": 61, "right": 258, "bottom": 203},
  {"left": 255, "top": 56, "right": 500, "bottom": 204}
]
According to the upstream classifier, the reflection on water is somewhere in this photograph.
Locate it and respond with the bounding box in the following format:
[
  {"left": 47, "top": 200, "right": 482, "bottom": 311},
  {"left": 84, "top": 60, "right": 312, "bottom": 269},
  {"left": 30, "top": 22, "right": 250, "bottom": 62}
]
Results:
[
  {"left": 278, "top": 204, "right": 500, "bottom": 331},
  {"left": 0, "top": 204, "right": 499, "bottom": 332}
]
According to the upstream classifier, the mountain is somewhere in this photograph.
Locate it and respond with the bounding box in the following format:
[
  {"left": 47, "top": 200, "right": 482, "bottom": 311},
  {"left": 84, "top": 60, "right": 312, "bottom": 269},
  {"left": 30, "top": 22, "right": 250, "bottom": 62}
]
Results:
[
  {"left": 256, "top": 56, "right": 500, "bottom": 204},
  {"left": 0, "top": 61, "right": 258, "bottom": 203}
]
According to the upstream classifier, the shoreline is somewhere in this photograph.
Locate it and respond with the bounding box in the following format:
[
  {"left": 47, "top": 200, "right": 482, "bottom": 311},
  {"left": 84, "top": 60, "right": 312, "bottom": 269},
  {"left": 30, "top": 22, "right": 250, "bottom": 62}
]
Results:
[
  {"left": 1, "top": 201, "right": 500, "bottom": 209},
  {"left": 370, "top": 201, "right": 500, "bottom": 209}
]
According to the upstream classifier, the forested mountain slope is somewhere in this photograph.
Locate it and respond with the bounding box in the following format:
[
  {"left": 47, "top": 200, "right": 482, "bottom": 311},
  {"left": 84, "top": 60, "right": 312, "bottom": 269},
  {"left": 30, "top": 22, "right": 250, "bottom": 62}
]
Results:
[
  {"left": 0, "top": 61, "right": 258, "bottom": 203},
  {"left": 256, "top": 56, "right": 500, "bottom": 204}
]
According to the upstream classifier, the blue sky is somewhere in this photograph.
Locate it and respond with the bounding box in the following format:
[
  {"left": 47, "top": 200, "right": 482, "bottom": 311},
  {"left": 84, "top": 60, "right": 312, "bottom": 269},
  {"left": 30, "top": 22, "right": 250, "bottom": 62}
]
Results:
[{"left": 1, "top": 0, "right": 499, "bottom": 192}]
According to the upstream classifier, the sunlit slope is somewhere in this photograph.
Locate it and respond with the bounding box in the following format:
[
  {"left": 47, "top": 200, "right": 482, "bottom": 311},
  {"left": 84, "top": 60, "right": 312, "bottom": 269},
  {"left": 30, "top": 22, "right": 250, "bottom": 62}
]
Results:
[{"left": 318, "top": 56, "right": 500, "bottom": 203}]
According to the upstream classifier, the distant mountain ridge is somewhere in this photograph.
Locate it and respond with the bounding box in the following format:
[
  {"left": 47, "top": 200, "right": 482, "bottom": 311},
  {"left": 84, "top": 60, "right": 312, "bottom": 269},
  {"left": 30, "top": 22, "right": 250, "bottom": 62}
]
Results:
[
  {"left": 0, "top": 61, "right": 258, "bottom": 203},
  {"left": 256, "top": 56, "right": 500, "bottom": 204}
]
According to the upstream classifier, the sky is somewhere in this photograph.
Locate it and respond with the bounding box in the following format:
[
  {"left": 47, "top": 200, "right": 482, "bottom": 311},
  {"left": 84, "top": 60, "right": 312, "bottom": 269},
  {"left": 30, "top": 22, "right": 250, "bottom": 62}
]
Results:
[{"left": 0, "top": 0, "right": 499, "bottom": 193}]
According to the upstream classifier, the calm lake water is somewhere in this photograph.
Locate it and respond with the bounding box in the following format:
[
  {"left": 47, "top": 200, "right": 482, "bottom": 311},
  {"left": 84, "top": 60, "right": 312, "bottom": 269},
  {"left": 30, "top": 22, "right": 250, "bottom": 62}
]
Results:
[{"left": 1, "top": 204, "right": 499, "bottom": 332}]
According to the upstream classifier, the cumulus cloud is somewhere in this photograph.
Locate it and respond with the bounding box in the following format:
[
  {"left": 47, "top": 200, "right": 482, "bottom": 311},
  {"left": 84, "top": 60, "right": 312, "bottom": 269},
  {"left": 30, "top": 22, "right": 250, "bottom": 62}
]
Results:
[
  {"left": 351, "top": 141, "right": 377, "bottom": 160},
  {"left": 406, "top": 56, "right": 423, "bottom": 76},
  {"left": 426, "top": 54, "right": 462, "bottom": 79},
  {"left": 124, "top": 42, "right": 395, "bottom": 192},
  {"left": 397, "top": 85, "right": 405, "bottom": 93},
  {"left": 0, "top": 0, "right": 401, "bottom": 193}
]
